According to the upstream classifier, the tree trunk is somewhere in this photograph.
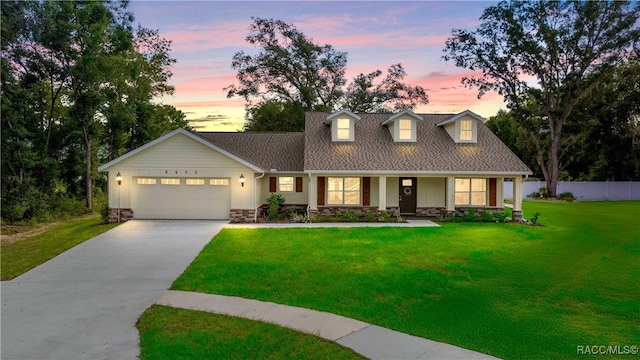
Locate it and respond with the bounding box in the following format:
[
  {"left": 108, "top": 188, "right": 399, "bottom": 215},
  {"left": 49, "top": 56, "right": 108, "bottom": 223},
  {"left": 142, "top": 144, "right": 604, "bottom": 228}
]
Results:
[{"left": 84, "top": 130, "right": 92, "bottom": 210}]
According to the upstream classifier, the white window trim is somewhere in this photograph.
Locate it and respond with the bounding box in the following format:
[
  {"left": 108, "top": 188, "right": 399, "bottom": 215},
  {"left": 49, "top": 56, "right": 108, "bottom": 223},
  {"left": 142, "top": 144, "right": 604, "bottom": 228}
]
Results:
[
  {"left": 454, "top": 178, "right": 487, "bottom": 206},
  {"left": 278, "top": 176, "right": 294, "bottom": 192},
  {"left": 397, "top": 118, "right": 413, "bottom": 141},
  {"left": 327, "top": 177, "right": 361, "bottom": 205},
  {"left": 455, "top": 119, "right": 477, "bottom": 143}
]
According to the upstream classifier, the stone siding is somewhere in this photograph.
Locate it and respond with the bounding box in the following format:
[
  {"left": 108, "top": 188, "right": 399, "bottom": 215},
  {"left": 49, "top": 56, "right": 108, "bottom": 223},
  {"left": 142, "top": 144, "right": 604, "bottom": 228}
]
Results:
[
  {"left": 416, "top": 207, "right": 447, "bottom": 217},
  {"left": 453, "top": 207, "right": 505, "bottom": 217},
  {"left": 229, "top": 209, "right": 256, "bottom": 223},
  {"left": 108, "top": 208, "right": 134, "bottom": 223}
]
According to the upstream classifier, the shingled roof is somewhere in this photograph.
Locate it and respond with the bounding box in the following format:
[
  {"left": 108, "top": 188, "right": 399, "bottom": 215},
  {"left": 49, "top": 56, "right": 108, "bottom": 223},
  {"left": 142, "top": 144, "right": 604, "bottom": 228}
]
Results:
[
  {"left": 195, "top": 132, "right": 305, "bottom": 172},
  {"left": 303, "top": 112, "right": 532, "bottom": 174}
]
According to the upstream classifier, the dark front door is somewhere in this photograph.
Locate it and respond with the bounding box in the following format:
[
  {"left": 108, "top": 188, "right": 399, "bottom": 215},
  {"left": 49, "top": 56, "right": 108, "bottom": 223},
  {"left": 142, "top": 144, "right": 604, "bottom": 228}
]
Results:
[{"left": 399, "top": 177, "right": 417, "bottom": 215}]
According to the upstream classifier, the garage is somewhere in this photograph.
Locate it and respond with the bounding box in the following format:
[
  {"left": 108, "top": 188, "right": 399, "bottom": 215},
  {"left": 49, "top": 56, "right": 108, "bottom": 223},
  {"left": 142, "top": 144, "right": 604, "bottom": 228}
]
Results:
[{"left": 131, "top": 177, "right": 230, "bottom": 219}]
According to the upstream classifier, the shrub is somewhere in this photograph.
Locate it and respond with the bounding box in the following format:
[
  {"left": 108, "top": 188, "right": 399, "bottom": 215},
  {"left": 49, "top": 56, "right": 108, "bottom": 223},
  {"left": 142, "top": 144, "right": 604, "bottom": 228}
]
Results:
[
  {"left": 378, "top": 211, "right": 392, "bottom": 222},
  {"left": 266, "top": 193, "right": 285, "bottom": 220},
  {"left": 364, "top": 210, "right": 377, "bottom": 222},
  {"left": 492, "top": 211, "right": 509, "bottom": 223},
  {"left": 557, "top": 192, "right": 576, "bottom": 202},
  {"left": 101, "top": 204, "right": 111, "bottom": 224},
  {"left": 527, "top": 191, "right": 541, "bottom": 199},
  {"left": 342, "top": 211, "right": 360, "bottom": 222},
  {"left": 290, "top": 212, "right": 309, "bottom": 223},
  {"left": 539, "top": 187, "right": 550, "bottom": 199},
  {"left": 530, "top": 212, "right": 541, "bottom": 225}
]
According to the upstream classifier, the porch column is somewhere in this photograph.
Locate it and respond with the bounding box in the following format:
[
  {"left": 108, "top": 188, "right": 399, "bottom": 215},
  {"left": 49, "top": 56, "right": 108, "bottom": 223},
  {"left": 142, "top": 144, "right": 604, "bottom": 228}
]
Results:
[
  {"left": 308, "top": 175, "right": 317, "bottom": 210},
  {"left": 446, "top": 176, "right": 455, "bottom": 213},
  {"left": 512, "top": 175, "right": 523, "bottom": 221},
  {"left": 378, "top": 175, "right": 387, "bottom": 211}
]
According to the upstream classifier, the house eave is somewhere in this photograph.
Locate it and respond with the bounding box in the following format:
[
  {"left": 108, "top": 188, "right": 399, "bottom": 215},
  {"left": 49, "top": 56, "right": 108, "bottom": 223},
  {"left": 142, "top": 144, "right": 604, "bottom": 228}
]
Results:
[
  {"left": 381, "top": 109, "right": 424, "bottom": 126},
  {"left": 305, "top": 170, "right": 533, "bottom": 176}
]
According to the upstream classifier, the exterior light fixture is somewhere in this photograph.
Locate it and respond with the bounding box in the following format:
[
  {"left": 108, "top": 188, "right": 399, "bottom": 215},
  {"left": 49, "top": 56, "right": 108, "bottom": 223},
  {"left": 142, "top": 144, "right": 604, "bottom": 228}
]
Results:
[
  {"left": 239, "top": 174, "right": 245, "bottom": 187},
  {"left": 115, "top": 172, "right": 122, "bottom": 223}
]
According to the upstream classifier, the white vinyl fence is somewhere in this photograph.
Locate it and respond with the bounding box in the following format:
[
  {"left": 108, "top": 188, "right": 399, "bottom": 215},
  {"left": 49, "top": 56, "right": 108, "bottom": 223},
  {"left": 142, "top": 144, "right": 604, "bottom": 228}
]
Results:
[{"left": 504, "top": 180, "right": 640, "bottom": 201}]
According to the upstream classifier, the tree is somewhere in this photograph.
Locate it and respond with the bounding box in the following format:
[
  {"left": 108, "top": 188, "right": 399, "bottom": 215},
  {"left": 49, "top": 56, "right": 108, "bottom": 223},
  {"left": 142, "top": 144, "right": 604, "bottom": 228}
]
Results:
[
  {"left": 1, "top": 0, "right": 185, "bottom": 221},
  {"left": 443, "top": 0, "right": 640, "bottom": 196},
  {"left": 227, "top": 18, "right": 428, "bottom": 132},
  {"left": 225, "top": 17, "right": 347, "bottom": 112},
  {"left": 244, "top": 100, "right": 305, "bottom": 132},
  {"left": 344, "top": 63, "right": 428, "bottom": 113}
]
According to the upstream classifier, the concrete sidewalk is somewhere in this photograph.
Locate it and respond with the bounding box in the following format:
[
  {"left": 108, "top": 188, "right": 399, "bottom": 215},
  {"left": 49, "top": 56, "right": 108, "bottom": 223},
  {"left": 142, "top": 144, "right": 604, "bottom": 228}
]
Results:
[{"left": 157, "top": 290, "right": 498, "bottom": 360}]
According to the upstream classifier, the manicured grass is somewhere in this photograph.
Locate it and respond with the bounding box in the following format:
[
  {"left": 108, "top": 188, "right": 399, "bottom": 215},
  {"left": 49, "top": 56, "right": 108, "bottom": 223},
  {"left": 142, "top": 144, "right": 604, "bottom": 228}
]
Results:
[
  {"left": 1, "top": 215, "right": 118, "bottom": 280},
  {"left": 137, "top": 305, "right": 363, "bottom": 360},
  {"left": 171, "top": 201, "right": 639, "bottom": 359}
]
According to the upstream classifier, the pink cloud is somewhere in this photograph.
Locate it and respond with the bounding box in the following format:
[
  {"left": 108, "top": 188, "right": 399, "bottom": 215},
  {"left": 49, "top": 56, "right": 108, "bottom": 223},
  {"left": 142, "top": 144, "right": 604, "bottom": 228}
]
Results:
[{"left": 169, "top": 99, "right": 246, "bottom": 109}]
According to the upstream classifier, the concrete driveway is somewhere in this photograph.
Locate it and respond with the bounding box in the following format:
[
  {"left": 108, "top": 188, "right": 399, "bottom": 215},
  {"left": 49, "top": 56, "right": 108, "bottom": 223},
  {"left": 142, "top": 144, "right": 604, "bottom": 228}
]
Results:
[{"left": 1, "top": 220, "right": 224, "bottom": 360}]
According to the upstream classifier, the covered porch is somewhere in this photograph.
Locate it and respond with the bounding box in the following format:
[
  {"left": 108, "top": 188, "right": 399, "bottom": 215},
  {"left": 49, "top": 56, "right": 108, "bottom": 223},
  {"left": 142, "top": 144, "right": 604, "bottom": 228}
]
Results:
[{"left": 307, "top": 174, "right": 524, "bottom": 220}]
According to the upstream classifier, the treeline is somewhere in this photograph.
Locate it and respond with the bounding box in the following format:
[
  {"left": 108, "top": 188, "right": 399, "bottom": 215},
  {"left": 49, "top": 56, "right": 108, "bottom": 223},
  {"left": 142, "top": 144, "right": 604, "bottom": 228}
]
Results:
[
  {"left": 486, "top": 57, "right": 640, "bottom": 182},
  {"left": 1, "top": 1, "right": 188, "bottom": 223}
]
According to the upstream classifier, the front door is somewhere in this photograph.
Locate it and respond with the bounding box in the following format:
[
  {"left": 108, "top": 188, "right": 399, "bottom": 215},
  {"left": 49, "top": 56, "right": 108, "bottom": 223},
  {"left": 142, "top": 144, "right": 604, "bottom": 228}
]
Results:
[{"left": 399, "top": 177, "right": 417, "bottom": 215}]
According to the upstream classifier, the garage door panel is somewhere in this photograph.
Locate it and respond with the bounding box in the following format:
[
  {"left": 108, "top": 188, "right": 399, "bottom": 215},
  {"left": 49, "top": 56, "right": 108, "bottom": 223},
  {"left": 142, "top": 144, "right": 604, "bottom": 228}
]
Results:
[{"left": 132, "top": 178, "right": 229, "bottom": 219}]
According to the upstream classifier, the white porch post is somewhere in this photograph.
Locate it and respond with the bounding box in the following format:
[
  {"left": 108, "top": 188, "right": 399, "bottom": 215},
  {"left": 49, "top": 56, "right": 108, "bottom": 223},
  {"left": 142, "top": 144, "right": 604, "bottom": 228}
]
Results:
[
  {"left": 446, "top": 176, "right": 455, "bottom": 213},
  {"left": 308, "top": 174, "right": 317, "bottom": 210},
  {"left": 378, "top": 175, "right": 387, "bottom": 212},
  {"left": 513, "top": 175, "right": 523, "bottom": 220}
]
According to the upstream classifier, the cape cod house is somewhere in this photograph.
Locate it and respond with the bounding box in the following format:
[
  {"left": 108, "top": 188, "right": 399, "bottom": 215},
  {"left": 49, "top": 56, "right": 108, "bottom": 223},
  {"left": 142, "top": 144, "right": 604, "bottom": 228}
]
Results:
[{"left": 98, "top": 110, "right": 532, "bottom": 222}]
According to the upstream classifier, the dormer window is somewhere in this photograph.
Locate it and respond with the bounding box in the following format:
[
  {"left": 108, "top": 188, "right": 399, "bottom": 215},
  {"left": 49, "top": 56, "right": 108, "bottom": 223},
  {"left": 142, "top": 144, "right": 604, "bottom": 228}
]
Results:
[
  {"left": 325, "top": 110, "right": 360, "bottom": 142},
  {"left": 459, "top": 120, "right": 473, "bottom": 141},
  {"left": 436, "top": 110, "right": 483, "bottom": 143},
  {"left": 382, "top": 110, "right": 423, "bottom": 143},
  {"left": 336, "top": 118, "right": 351, "bottom": 140},
  {"left": 398, "top": 119, "right": 412, "bottom": 140}
]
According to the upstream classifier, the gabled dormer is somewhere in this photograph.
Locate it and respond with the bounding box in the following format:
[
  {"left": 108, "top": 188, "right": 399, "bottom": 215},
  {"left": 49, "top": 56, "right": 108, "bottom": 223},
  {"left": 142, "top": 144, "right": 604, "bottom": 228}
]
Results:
[
  {"left": 324, "top": 110, "right": 360, "bottom": 142},
  {"left": 436, "top": 110, "right": 484, "bottom": 143},
  {"left": 381, "top": 110, "right": 423, "bottom": 142}
]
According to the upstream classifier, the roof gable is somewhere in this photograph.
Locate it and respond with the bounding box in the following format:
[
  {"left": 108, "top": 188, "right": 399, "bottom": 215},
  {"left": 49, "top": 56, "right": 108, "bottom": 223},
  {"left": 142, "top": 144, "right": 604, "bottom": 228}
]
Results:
[
  {"left": 436, "top": 110, "right": 485, "bottom": 126},
  {"left": 381, "top": 109, "right": 424, "bottom": 126},
  {"left": 324, "top": 109, "right": 361, "bottom": 125},
  {"left": 98, "top": 128, "right": 263, "bottom": 172}
]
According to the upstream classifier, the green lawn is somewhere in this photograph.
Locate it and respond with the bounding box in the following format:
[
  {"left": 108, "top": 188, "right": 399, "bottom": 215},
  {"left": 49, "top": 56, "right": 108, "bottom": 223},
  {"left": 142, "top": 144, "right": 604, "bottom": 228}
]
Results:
[
  {"left": 138, "top": 305, "right": 363, "bottom": 360},
  {"left": 169, "top": 201, "right": 639, "bottom": 359},
  {"left": 1, "top": 215, "right": 118, "bottom": 280}
]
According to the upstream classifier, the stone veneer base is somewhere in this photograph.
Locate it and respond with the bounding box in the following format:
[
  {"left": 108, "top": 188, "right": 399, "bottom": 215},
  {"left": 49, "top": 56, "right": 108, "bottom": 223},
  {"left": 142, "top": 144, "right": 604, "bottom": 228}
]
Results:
[
  {"left": 229, "top": 209, "right": 257, "bottom": 223},
  {"left": 108, "top": 208, "right": 134, "bottom": 223}
]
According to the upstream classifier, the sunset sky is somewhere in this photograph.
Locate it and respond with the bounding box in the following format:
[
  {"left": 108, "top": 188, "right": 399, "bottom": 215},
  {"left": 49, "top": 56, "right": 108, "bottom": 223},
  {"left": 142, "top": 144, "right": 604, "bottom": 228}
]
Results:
[{"left": 129, "top": 1, "right": 504, "bottom": 131}]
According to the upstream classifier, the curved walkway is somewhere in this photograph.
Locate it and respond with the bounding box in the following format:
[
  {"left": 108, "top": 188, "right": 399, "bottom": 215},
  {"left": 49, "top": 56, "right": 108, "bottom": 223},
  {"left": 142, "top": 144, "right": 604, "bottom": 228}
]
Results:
[{"left": 157, "top": 290, "right": 499, "bottom": 360}]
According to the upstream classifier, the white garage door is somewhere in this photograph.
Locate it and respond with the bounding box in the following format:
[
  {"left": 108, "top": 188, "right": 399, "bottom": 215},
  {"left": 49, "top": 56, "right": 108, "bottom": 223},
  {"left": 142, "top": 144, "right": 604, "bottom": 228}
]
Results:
[{"left": 131, "top": 177, "right": 230, "bottom": 219}]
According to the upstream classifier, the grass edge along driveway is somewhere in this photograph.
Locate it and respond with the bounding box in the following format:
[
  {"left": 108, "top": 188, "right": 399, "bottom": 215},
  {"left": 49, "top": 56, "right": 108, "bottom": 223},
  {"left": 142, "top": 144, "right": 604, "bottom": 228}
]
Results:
[
  {"left": 1, "top": 215, "right": 118, "bottom": 280},
  {"left": 169, "top": 201, "right": 640, "bottom": 360},
  {"left": 137, "top": 305, "right": 363, "bottom": 359}
]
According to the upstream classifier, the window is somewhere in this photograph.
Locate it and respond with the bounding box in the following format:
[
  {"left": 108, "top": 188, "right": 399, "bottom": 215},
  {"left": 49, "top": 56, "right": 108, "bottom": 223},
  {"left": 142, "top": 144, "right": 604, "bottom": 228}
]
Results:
[
  {"left": 398, "top": 119, "right": 412, "bottom": 140},
  {"left": 336, "top": 118, "right": 350, "bottom": 140},
  {"left": 460, "top": 120, "right": 473, "bottom": 141},
  {"left": 455, "top": 178, "right": 486, "bottom": 206},
  {"left": 185, "top": 178, "right": 205, "bottom": 185},
  {"left": 161, "top": 178, "right": 180, "bottom": 185},
  {"left": 278, "top": 177, "right": 294, "bottom": 192},
  {"left": 402, "top": 179, "right": 413, "bottom": 187},
  {"left": 327, "top": 177, "right": 360, "bottom": 205},
  {"left": 210, "top": 178, "right": 229, "bottom": 186},
  {"left": 136, "top": 178, "right": 156, "bottom": 185}
]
